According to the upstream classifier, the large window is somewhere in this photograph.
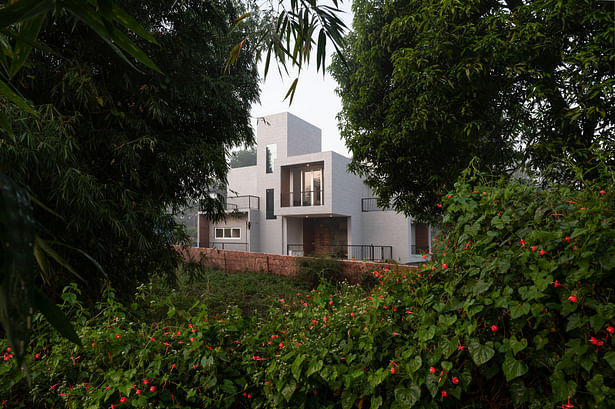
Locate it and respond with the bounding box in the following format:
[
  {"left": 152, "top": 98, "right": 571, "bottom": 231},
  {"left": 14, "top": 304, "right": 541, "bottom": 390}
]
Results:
[
  {"left": 266, "top": 144, "right": 277, "bottom": 173},
  {"left": 214, "top": 228, "right": 241, "bottom": 239},
  {"left": 266, "top": 188, "right": 276, "bottom": 219}
]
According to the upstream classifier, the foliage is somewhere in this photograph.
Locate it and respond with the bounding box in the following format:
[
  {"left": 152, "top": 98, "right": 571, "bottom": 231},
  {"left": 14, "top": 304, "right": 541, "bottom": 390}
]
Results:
[
  {"left": 330, "top": 0, "right": 615, "bottom": 222},
  {"left": 2, "top": 158, "right": 615, "bottom": 409},
  {"left": 1, "top": 0, "right": 260, "bottom": 299},
  {"left": 297, "top": 256, "right": 345, "bottom": 289},
  {"left": 230, "top": 147, "right": 257, "bottom": 168}
]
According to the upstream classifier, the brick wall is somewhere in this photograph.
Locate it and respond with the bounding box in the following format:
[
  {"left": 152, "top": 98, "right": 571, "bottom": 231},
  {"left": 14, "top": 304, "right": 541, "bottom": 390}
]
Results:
[{"left": 178, "top": 247, "right": 418, "bottom": 283}]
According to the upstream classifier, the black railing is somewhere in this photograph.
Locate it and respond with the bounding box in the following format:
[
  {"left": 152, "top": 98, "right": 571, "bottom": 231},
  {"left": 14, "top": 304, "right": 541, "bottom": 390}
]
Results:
[
  {"left": 361, "top": 197, "right": 393, "bottom": 212},
  {"left": 226, "top": 195, "right": 260, "bottom": 210},
  {"left": 281, "top": 190, "right": 324, "bottom": 207},
  {"left": 209, "top": 242, "right": 249, "bottom": 251},
  {"left": 287, "top": 244, "right": 392, "bottom": 262}
]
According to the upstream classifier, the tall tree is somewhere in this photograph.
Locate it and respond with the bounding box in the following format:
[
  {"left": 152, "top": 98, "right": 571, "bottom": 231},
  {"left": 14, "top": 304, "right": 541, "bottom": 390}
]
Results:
[
  {"left": 2, "top": 0, "right": 261, "bottom": 296},
  {"left": 330, "top": 0, "right": 615, "bottom": 222}
]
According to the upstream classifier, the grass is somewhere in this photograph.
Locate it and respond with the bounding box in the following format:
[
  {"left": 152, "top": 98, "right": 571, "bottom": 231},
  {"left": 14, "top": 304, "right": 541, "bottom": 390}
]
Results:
[{"left": 140, "top": 264, "right": 312, "bottom": 322}]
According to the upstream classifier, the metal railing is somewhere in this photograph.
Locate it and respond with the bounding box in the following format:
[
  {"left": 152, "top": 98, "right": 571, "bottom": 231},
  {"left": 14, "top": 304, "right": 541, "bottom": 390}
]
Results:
[
  {"left": 287, "top": 244, "right": 392, "bottom": 261},
  {"left": 226, "top": 195, "right": 259, "bottom": 210},
  {"left": 281, "top": 190, "right": 324, "bottom": 207},
  {"left": 361, "top": 197, "right": 393, "bottom": 212},
  {"left": 209, "top": 242, "right": 249, "bottom": 251}
]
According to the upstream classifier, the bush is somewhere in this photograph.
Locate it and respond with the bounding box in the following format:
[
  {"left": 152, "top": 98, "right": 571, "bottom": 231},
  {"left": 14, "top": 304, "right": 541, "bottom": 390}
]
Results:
[
  {"left": 2, "top": 166, "right": 614, "bottom": 408},
  {"left": 297, "top": 256, "right": 345, "bottom": 289}
]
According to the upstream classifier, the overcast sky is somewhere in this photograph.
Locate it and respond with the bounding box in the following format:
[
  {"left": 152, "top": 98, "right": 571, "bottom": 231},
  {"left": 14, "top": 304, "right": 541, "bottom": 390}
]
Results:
[{"left": 250, "top": 1, "right": 353, "bottom": 158}]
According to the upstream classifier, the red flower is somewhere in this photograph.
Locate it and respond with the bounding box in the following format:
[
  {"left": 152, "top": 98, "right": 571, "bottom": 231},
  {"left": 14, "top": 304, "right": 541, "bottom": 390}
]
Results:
[
  {"left": 491, "top": 325, "right": 498, "bottom": 332},
  {"left": 391, "top": 367, "right": 395, "bottom": 374},
  {"left": 429, "top": 366, "right": 436, "bottom": 374},
  {"left": 565, "top": 236, "right": 571, "bottom": 243},
  {"left": 115, "top": 334, "right": 121, "bottom": 339},
  {"left": 531, "top": 246, "right": 537, "bottom": 252},
  {"left": 442, "top": 263, "right": 448, "bottom": 269},
  {"left": 441, "top": 390, "right": 447, "bottom": 399},
  {"left": 554, "top": 280, "right": 560, "bottom": 287},
  {"left": 540, "top": 249, "right": 546, "bottom": 255},
  {"left": 607, "top": 326, "right": 614, "bottom": 334},
  {"left": 136, "top": 389, "right": 142, "bottom": 395},
  {"left": 452, "top": 377, "right": 459, "bottom": 384},
  {"left": 520, "top": 239, "right": 525, "bottom": 246},
  {"left": 600, "top": 190, "right": 605, "bottom": 195},
  {"left": 149, "top": 386, "right": 156, "bottom": 392},
  {"left": 568, "top": 295, "right": 578, "bottom": 303}
]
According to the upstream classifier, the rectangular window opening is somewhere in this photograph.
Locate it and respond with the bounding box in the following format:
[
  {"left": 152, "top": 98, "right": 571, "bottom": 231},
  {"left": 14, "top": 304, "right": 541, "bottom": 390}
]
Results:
[{"left": 266, "top": 189, "right": 276, "bottom": 219}]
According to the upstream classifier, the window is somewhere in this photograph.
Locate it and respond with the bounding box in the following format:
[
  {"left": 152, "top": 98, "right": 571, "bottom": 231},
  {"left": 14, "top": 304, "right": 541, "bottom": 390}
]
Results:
[
  {"left": 266, "top": 144, "right": 277, "bottom": 173},
  {"left": 215, "top": 228, "right": 241, "bottom": 239},
  {"left": 266, "top": 188, "right": 276, "bottom": 219}
]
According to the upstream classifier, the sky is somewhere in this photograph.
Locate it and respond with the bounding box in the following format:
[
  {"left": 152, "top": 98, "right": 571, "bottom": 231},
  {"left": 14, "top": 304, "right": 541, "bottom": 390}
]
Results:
[{"left": 250, "top": 1, "right": 354, "bottom": 158}]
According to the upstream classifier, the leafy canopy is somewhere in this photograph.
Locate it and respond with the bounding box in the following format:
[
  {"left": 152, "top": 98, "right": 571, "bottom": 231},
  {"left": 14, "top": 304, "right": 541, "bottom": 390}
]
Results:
[{"left": 330, "top": 0, "right": 615, "bottom": 222}]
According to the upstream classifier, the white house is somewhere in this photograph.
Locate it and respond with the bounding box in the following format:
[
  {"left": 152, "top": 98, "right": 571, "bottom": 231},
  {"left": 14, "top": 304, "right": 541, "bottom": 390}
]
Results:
[{"left": 197, "top": 112, "right": 431, "bottom": 263}]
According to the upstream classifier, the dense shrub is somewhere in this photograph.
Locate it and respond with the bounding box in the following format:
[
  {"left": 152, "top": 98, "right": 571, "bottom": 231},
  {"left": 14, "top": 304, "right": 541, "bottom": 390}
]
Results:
[
  {"left": 2, "top": 167, "right": 613, "bottom": 408},
  {"left": 297, "top": 256, "right": 345, "bottom": 289}
]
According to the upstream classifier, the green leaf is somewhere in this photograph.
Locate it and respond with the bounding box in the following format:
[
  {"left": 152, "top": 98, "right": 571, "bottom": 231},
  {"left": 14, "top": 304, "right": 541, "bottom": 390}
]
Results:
[
  {"left": 283, "top": 77, "right": 299, "bottom": 105},
  {"left": 0, "top": 78, "right": 37, "bottom": 115},
  {"left": 468, "top": 339, "right": 495, "bottom": 366},
  {"left": 394, "top": 384, "right": 421, "bottom": 407},
  {"left": 341, "top": 389, "right": 356, "bottom": 409},
  {"left": 418, "top": 325, "right": 435, "bottom": 342},
  {"left": 306, "top": 359, "right": 323, "bottom": 377},
  {"left": 502, "top": 354, "right": 528, "bottom": 381},
  {"left": 370, "top": 395, "right": 383, "bottom": 409},
  {"left": 291, "top": 354, "right": 305, "bottom": 381},
  {"left": 32, "top": 287, "right": 81, "bottom": 346},
  {"left": 586, "top": 374, "right": 608, "bottom": 403},
  {"left": 8, "top": 14, "right": 44, "bottom": 78},
  {"left": 509, "top": 336, "right": 528, "bottom": 356},
  {"left": 438, "top": 314, "right": 457, "bottom": 327},
  {"left": 281, "top": 381, "right": 296, "bottom": 402},
  {"left": 604, "top": 352, "right": 615, "bottom": 371},
  {"left": 0, "top": 0, "right": 53, "bottom": 28},
  {"left": 408, "top": 355, "right": 422, "bottom": 373}
]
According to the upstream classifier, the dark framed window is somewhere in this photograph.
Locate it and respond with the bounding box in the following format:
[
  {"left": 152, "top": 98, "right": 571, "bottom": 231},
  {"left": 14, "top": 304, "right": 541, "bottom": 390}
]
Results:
[{"left": 266, "top": 189, "right": 276, "bottom": 219}]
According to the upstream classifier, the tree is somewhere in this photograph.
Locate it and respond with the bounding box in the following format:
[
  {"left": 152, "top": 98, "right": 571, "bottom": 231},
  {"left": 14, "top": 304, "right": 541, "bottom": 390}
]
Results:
[
  {"left": 230, "top": 147, "right": 257, "bottom": 168},
  {"left": 330, "top": 0, "right": 615, "bottom": 222},
  {"left": 1, "top": 0, "right": 348, "bottom": 366}
]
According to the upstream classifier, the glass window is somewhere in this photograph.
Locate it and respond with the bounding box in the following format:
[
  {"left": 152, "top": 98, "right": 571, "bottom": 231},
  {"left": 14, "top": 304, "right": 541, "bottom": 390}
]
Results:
[
  {"left": 215, "top": 228, "right": 241, "bottom": 239},
  {"left": 266, "top": 189, "right": 276, "bottom": 219},
  {"left": 266, "top": 144, "right": 277, "bottom": 173}
]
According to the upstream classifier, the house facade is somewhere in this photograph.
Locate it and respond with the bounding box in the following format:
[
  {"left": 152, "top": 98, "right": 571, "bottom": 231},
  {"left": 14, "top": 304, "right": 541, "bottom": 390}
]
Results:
[{"left": 197, "top": 112, "right": 431, "bottom": 263}]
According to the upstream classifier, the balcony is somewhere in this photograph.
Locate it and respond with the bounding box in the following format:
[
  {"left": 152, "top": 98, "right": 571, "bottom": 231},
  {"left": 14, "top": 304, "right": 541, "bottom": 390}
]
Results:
[
  {"left": 281, "top": 190, "right": 324, "bottom": 207},
  {"left": 225, "top": 195, "right": 259, "bottom": 211}
]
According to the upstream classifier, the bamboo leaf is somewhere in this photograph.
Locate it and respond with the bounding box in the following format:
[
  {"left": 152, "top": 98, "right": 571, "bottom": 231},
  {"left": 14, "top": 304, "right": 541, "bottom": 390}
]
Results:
[
  {"left": 0, "top": 0, "right": 53, "bottom": 28},
  {"left": 34, "top": 236, "right": 85, "bottom": 282},
  {"left": 283, "top": 77, "right": 299, "bottom": 105},
  {"left": 0, "top": 78, "right": 37, "bottom": 115},
  {"left": 62, "top": 0, "right": 161, "bottom": 73},
  {"left": 8, "top": 14, "right": 45, "bottom": 79},
  {"left": 32, "top": 287, "right": 81, "bottom": 346}
]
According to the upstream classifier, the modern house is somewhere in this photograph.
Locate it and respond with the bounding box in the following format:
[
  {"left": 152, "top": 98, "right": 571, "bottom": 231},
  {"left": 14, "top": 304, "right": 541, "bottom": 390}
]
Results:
[{"left": 197, "top": 112, "right": 431, "bottom": 263}]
